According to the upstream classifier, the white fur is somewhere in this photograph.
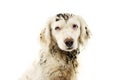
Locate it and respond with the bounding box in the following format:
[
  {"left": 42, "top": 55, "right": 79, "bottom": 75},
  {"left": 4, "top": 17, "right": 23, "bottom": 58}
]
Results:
[
  {"left": 19, "top": 13, "right": 91, "bottom": 80},
  {"left": 51, "top": 16, "right": 80, "bottom": 51}
]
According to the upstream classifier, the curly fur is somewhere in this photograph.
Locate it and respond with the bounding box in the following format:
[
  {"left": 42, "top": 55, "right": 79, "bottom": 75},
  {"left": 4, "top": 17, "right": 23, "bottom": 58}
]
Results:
[{"left": 20, "top": 13, "right": 91, "bottom": 80}]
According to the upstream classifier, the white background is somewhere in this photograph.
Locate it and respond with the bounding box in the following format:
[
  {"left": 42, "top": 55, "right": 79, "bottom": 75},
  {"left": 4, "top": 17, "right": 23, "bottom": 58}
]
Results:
[{"left": 0, "top": 0, "right": 120, "bottom": 80}]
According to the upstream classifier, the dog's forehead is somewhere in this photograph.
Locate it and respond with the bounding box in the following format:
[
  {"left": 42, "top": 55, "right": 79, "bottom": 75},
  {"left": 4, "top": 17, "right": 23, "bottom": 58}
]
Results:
[
  {"left": 50, "top": 13, "right": 80, "bottom": 29},
  {"left": 55, "top": 13, "right": 74, "bottom": 22}
]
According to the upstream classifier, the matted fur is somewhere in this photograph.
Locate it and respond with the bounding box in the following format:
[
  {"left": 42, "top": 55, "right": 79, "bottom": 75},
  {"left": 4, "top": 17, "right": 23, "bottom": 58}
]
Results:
[{"left": 20, "top": 13, "right": 91, "bottom": 80}]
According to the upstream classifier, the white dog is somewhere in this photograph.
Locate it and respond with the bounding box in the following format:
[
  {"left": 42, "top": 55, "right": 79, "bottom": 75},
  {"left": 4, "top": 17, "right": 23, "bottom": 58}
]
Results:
[{"left": 20, "top": 13, "right": 91, "bottom": 80}]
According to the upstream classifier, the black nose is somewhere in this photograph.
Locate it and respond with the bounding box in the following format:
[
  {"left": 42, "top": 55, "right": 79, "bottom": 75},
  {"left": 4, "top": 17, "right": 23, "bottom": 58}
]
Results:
[{"left": 64, "top": 38, "right": 74, "bottom": 47}]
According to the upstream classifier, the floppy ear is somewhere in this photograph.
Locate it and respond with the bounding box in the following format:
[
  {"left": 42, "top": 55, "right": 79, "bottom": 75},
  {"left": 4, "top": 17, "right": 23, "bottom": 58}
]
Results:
[
  {"left": 40, "top": 19, "right": 51, "bottom": 48},
  {"left": 78, "top": 16, "right": 91, "bottom": 46}
]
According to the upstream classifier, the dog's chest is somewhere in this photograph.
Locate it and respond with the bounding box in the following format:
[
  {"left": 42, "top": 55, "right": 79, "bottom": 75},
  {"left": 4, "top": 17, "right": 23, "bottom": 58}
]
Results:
[{"left": 40, "top": 52, "right": 78, "bottom": 80}]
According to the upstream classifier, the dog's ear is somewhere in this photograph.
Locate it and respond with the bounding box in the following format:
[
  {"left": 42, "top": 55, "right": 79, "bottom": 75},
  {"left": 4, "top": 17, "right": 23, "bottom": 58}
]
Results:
[
  {"left": 78, "top": 16, "right": 91, "bottom": 46},
  {"left": 40, "top": 19, "right": 52, "bottom": 48}
]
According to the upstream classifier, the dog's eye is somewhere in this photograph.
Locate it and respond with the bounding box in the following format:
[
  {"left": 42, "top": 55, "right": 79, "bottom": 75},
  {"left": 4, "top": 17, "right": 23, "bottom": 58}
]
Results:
[
  {"left": 72, "top": 24, "right": 78, "bottom": 29},
  {"left": 55, "top": 26, "right": 61, "bottom": 30}
]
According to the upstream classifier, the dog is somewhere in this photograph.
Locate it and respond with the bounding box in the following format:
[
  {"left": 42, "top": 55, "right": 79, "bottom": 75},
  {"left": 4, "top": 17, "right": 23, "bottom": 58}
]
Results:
[{"left": 20, "top": 13, "right": 91, "bottom": 80}]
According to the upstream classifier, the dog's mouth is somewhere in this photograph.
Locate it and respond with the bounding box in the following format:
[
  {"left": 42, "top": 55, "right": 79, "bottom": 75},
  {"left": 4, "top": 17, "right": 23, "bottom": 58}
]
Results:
[
  {"left": 56, "top": 42, "right": 76, "bottom": 52},
  {"left": 67, "top": 47, "right": 73, "bottom": 50},
  {"left": 65, "top": 47, "right": 74, "bottom": 51}
]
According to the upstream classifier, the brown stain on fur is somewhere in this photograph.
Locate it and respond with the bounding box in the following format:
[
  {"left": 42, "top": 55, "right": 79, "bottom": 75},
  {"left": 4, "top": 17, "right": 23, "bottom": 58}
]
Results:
[
  {"left": 38, "top": 13, "right": 91, "bottom": 80},
  {"left": 42, "top": 44, "right": 79, "bottom": 80}
]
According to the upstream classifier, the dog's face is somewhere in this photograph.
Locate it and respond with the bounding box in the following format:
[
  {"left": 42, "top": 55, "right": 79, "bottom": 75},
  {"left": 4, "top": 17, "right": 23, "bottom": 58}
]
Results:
[
  {"left": 40, "top": 13, "right": 90, "bottom": 52},
  {"left": 51, "top": 15, "right": 80, "bottom": 51}
]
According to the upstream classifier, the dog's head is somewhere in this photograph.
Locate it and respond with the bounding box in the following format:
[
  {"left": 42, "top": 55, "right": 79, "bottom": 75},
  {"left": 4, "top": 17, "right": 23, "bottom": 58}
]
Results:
[{"left": 40, "top": 13, "right": 90, "bottom": 52}]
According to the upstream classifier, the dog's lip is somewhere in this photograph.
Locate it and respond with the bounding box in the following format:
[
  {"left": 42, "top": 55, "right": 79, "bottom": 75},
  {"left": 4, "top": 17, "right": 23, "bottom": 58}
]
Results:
[
  {"left": 66, "top": 47, "right": 73, "bottom": 51},
  {"left": 67, "top": 47, "right": 73, "bottom": 50}
]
